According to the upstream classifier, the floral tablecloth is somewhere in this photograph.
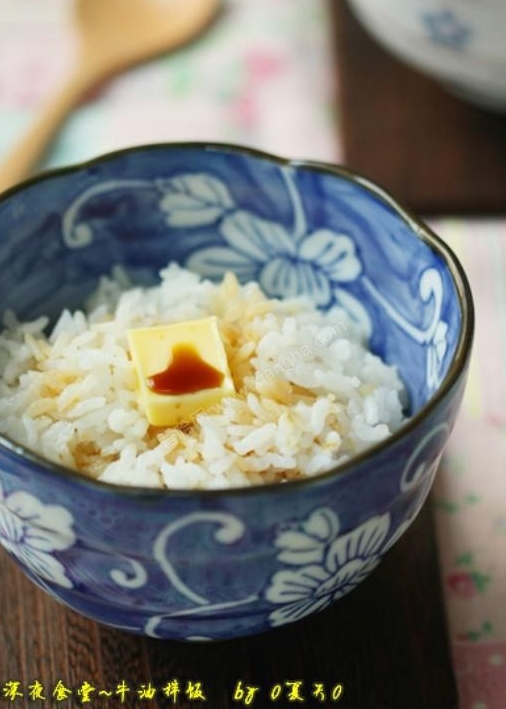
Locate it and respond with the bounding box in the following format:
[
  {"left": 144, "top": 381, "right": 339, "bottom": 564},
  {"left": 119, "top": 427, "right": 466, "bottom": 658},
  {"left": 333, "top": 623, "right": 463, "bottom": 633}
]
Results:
[{"left": 0, "top": 1, "right": 505, "bottom": 707}]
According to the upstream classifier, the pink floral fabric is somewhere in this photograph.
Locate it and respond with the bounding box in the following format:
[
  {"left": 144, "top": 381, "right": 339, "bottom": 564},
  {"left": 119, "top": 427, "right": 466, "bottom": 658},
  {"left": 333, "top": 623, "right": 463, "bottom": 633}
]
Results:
[
  {"left": 0, "top": 2, "right": 505, "bottom": 707},
  {"left": 430, "top": 219, "right": 506, "bottom": 708},
  {"left": 454, "top": 643, "right": 506, "bottom": 709}
]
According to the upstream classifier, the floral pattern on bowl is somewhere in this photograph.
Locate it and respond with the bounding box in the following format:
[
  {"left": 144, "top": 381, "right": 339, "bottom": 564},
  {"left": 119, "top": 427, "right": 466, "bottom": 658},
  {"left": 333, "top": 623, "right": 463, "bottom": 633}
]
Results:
[
  {"left": 0, "top": 479, "right": 75, "bottom": 588},
  {"left": 0, "top": 143, "right": 473, "bottom": 639}
]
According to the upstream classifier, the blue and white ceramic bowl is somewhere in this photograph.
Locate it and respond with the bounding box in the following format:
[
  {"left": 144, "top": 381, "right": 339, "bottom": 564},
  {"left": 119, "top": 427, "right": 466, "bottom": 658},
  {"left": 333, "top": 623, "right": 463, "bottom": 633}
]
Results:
[
  {"left": 0, "top": 143, "right": 473, "bottom": 640},
  {"left": 349, "top": 0, "right": 506, "bottom": 111}
]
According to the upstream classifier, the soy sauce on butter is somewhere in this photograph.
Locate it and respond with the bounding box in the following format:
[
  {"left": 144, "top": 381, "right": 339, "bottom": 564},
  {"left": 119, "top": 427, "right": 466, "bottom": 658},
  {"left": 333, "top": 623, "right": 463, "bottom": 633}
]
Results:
[{"left": 147, "top": 343, "right": 224, "bottom": 395}]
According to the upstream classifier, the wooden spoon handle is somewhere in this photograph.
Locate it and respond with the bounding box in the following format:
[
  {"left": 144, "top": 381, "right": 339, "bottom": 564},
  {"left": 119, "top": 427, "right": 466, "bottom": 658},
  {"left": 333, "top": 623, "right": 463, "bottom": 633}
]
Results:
[{"left": 0, "top": 64, "right": 96, "bottom": 194}]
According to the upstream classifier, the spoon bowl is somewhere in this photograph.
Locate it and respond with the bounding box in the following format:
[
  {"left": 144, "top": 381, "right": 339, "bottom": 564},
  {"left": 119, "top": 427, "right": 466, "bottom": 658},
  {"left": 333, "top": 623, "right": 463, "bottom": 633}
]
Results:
[
  {"left": 0, "top": 0, "right": 220, "bottom": 193},
  {"left": 76, "top": 0, "right": 219, "bottom": 79}
]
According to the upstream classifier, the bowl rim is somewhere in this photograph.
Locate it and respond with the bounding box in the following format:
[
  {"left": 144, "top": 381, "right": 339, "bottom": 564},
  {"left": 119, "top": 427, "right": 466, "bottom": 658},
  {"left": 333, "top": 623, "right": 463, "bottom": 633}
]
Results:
[{"left": 0, "top": 141, "right": 475, "bottom": 500}]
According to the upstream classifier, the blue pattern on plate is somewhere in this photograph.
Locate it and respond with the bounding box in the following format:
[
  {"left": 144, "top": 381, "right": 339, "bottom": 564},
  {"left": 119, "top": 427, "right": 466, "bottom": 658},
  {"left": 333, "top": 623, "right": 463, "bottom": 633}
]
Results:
[{"left": 421, "top": 9, "right": 472, "bottom": 51}]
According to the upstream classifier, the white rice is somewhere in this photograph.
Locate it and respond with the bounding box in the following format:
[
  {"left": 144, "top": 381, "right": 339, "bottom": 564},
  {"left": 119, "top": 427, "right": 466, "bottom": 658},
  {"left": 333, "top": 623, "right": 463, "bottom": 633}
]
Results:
[{"left": 0, "top": 264, "right": 407, "bottom": 489}]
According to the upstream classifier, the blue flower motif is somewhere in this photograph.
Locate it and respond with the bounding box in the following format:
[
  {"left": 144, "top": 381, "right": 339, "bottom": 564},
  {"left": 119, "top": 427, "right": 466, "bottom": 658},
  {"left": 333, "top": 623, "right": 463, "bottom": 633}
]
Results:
[
  {"left": 0, "top": 480, "right": 75, "bottom": 588},
  {"left": 187, "top": 212, "right": 364, "bottom": 308},
  {"left": 264, "top": 508, "right": 390, "bottom": 627},
  {"left": 154, "top": 168, "right": 368, "bottom": 325},
  {"left": 422, "top": 10, "right": 472, "bottom": 50}
]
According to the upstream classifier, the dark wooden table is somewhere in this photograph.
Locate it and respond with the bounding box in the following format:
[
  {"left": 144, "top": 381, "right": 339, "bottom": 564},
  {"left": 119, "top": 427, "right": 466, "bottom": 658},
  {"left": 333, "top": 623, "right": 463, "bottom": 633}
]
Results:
[
  {"left": 328, "top": 0, "right": 506, "bottom": 215},
  {"left": 0, "top": 501, "right": 458, "bottom": 708}
]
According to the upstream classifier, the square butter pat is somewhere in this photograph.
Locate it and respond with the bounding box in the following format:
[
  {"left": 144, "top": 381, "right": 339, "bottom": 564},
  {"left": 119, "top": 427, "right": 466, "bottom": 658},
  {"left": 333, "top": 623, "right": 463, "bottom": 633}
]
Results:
[{"left": 127, "top": 316, "right": 235, "bottom": 427}]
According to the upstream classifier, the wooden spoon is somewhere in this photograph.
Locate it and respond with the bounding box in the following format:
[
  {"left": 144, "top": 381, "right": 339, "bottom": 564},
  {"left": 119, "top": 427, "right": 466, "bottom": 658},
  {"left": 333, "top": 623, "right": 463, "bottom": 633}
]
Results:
[{"left": 0, "top": 0, "right": 220, "bottom": 193}]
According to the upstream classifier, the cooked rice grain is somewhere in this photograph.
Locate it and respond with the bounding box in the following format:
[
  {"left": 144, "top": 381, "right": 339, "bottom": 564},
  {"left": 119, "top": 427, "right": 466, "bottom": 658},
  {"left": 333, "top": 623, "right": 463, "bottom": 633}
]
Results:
[{"left": 0, "top": 264, "right": 407, "bottom": 488}]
